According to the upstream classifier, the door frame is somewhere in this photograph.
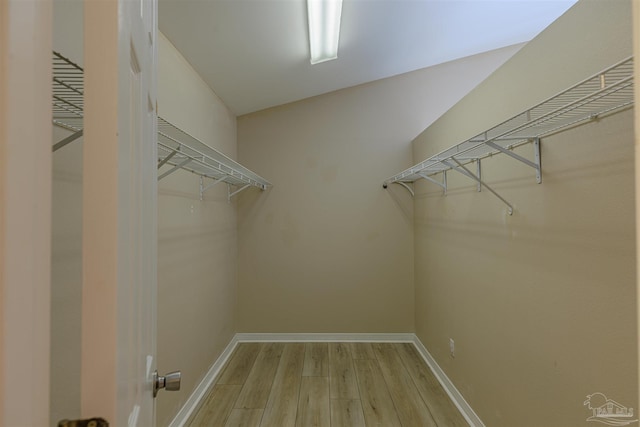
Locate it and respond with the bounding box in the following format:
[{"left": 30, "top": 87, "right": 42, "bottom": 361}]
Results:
[{"left": 0, "top": 0, "right": 53, "bottom": 425}]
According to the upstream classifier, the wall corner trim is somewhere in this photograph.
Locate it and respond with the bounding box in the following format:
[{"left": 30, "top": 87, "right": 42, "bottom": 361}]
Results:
[
  {"left": 168, "top": 335, "right": 240, "bottom": 427},
  {"left": 168, "top": 333, "right": 483, "bottom": 427},
  {"left": 412, "top": 335, "right": 485, "bottom": 427}
]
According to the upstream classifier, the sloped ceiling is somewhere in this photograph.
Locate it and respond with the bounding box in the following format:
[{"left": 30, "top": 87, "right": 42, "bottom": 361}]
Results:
[{"left": 159, "top": 0, "right": 577, "bottom": 115}]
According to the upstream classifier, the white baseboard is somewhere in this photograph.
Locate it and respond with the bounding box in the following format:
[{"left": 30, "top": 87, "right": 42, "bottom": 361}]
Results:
[
  {"left": 169, "top": 332, "right": 483, "bottom": 427},
  {"left": 168, "top": 335, "right": 240, "bottom": 427},
  {"left": 411, "top": 336, "right": 485, "bottom": 427},
  {"left": 235, "top": 332, "right": 415, "bottom": 342}
]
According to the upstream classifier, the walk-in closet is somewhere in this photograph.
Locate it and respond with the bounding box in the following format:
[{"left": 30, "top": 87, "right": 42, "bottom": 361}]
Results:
[{"left": 1, "top": 0, "right": 637, "bottom": 426}]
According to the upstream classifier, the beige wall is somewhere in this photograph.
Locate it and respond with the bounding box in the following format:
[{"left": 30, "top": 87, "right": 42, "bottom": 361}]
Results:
[
  {"left": 236, "top": 45, "right": 521, "bottom": 333},
  {"left": 412, "top": 1, "right": 636, "bottom": 426},
  {"left": 156, "top": 33, "right": 238, "bottom": 426},
  {"left": 51, "top": 128, "right": 83, "bottom": 424}
]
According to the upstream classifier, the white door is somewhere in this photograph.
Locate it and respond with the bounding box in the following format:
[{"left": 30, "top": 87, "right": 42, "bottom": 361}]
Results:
[{"left": 82, "top": 0, "right": 158, "bottom": 425}]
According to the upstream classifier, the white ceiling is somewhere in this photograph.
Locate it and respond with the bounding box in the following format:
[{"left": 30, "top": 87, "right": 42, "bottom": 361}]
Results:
[{"left": 158, "top": 0, "right": 577, "bottom": 116}]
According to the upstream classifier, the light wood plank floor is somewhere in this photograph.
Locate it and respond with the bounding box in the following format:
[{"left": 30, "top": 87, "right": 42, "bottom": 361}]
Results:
[{"left": 188, "top": 342, "right": 468, "bottom": 427}]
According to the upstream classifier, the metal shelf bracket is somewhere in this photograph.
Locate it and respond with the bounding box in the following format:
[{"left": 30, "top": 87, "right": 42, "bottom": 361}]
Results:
[
  {"left": 392, "top": 181, "right": 415, "bottom": 196},
  {"left": 417, "top": 172, "right": 446, "bottom": 194},
  {"left": 484, "top": 138, "right": 542, "bottom": 184},
  {"left": 443, "top": 159, "right": 514, "bottom": 215},
  {"left": 158, "top": 146, "right": 180, "bottom": 169},
  {"left": 52, "top": 129, "right": 83, "bottom": 152},
  {"left": 199, "top": 176, "right": 226, "bottom": 201},
  {"left": 443, "top": 170, "right": 447, "bottom": 195},
  {"left": 158, "top": 158, "right": 191, "bottom": 181},
  {"left": 228, "top": 184, "right": 251, "bottom": 201}
]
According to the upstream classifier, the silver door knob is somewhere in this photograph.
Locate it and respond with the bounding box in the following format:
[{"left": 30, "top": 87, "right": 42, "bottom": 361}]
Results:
[{"left": 153, "top": 370, "right": 181, "bottom": 397}]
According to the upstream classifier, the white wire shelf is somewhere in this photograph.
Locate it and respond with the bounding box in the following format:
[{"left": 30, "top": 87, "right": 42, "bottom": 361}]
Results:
[
  {"left": 53, "top": 51, "right": 84, "bottom": 132},
  {"left": 52, "top": 52, "right": 85, "bottom": 151},
  {"left": 383, "top": 56, "right": 634, "bottom": 214},
  {"left": 51, "top": 51, "right": 271, "bottom": 197},
  {"left": 157, "top": 117, "right": 271, "bottom": 191}
]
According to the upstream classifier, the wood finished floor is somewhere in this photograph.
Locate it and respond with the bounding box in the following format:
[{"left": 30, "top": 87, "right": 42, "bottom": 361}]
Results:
[{"left": 187, "top": 342, "right": 468, "bottom": 427}]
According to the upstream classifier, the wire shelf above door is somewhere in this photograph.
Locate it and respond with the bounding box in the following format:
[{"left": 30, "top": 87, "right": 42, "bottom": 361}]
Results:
[
  {"left": 383, "top": 56, "right": 634, "bottom": 214},
  {"left": 52, "top": 52, "right": 85, "bottom": 151},
  {"left": 53, "top": 51, "right": 84, "bottom": 132},
  {"left": 51, "top": 51, "right": 271, "bottom": 198}
]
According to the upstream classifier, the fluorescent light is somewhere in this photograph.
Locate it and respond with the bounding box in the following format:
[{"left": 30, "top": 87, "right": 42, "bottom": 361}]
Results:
[{"left": 307, "top": 0, "right": 343, "bottom": 64}]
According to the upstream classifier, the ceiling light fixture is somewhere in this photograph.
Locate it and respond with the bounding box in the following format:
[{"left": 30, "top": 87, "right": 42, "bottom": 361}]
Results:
[{"left": 307, "top": 0, "right": 343, "bottom": 64}]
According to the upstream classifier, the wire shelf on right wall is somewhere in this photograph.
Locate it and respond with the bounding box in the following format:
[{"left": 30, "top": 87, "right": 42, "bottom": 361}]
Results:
[{"left": 383, "top": 56, "right": 634, "bottom": 215}]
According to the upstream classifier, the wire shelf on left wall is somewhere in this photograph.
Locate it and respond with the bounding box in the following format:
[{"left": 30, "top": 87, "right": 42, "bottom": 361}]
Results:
[{"left": 51, "top": 51, "right": 271, "bottom": 199}]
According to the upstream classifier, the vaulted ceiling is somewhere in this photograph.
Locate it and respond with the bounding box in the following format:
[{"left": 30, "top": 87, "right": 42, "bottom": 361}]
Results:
[{"left": 158, "top": 0, "right": 577, "bottom": 115}]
